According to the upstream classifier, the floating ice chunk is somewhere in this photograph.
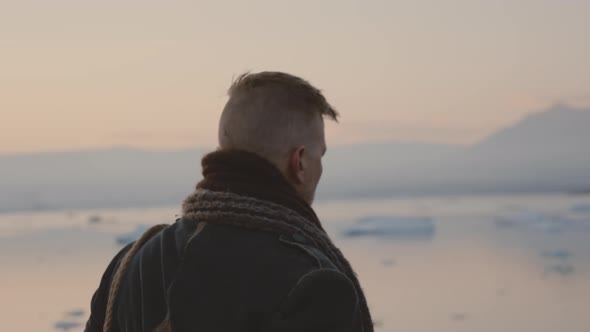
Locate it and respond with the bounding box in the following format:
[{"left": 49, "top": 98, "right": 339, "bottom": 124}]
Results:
[
  {"left": 381, "top": 259, "right": 395, "bottom": 267},
  {"left": 495, "top": 211, "right": 562, "bottom": 233},
  {"left": 54, "top": 321, "right": 82, "bottom": 331},
  {"left": 450, "top": 313, "right": 469, "bottom": 322},
  {"left": 342, "top": 216, "right": 435, "bottom": 240},
  {"left": 65, "top": 309, "right": 85, "bottom": 317},
  {"left": 495, "top": 210, "right": 590, "bottom": 233},
  {"left": 572, "top": 203, "right": 590, "bottom": 213},
  {"left": 544, "top": 263, "right": 575, "bottom": 276},
  {"left": 87, "top": 214, "right": 102, "bottom": 224},
  {"left": 116, "top": 224, "right": 150, "bottom": 246},
  {"left": 541, "top": 249, "right": 571, "bottom": 259}
]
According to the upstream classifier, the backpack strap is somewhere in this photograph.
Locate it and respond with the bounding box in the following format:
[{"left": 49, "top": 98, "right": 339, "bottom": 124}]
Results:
[{"left": 103, "top": 224, "right": 168, "bottom": 332}]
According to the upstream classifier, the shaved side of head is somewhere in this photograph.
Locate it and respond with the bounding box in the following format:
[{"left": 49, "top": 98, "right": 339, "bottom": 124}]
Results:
[{"left": 218, "top": 72, "right": 338, "bottom": 166}]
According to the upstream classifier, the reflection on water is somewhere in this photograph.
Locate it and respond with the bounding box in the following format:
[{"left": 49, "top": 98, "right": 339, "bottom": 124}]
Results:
[{"left": 1, "top": 194, "right": 589, "bottom": 332}]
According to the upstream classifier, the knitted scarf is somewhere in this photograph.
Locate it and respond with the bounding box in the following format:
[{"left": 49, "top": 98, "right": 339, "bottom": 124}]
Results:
[{"left": 182, "top": 149, "right": 373, "bottom": 332}]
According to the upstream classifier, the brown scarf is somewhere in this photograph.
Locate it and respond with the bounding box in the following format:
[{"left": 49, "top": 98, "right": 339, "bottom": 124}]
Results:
[{"left": 182, "top": 149, "right": 373, "bottom": 332}]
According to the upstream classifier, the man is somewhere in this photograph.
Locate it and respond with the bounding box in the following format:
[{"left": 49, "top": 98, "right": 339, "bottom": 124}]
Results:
[{"left": 85, "top": 72, "right": 373, "bottom": 332}]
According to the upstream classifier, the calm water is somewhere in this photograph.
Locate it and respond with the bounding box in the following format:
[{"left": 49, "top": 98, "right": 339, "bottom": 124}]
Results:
[{"left": 1, "top": 193, "right": 590, "bottom": 332}]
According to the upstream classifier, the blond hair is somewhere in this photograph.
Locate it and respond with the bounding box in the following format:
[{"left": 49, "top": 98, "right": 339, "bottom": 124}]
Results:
[
  {"left": 227, "top": 71, "right": 339, "bottom": 121},
  {"left": 218, "top": 71, "right": 338, "bottom": 163}
]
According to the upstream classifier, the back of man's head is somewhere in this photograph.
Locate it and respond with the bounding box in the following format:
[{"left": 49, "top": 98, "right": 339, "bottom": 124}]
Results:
[{"left": 218, "top": 71, "right": 338, "bottom": 167}]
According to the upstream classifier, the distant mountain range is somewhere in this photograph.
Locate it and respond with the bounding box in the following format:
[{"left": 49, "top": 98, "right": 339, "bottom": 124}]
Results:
[
  {"left": 1, "top": 104, "right": 589, "bottom": 213},
  {"left": 320, "top": 103, "right": 590, "bottom": 198}
]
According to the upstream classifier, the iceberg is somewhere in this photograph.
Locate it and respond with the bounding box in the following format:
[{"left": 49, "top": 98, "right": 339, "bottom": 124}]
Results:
[
  {"left": 381, "top": 258, "right": 395, "bottom": 267},
  {"left": 342, "top": 216, "right": 435, "bottom": 240},
  {"left": 54, "top": 321, "right": 82, "bottom": 331},
  {"left": 65, "top": 309, "right": 85, "bottom": 318},
  {"left": 450, "top": 313, "right": 469, "bottom": 322},
  {"left": 544, "top": 263, "right": 575, "bottom": 276},
  {"left": 494, "top": 210, "right": 590, "bottom": 234},
  {"left": 572, "top": 203, "right": 590, "bottom": 213},
  {"left": 87, "top": 214, "right": 102, "bottom": 224},
  {"left": 541, "top": 249, "right": 571, "bottom": 259}
]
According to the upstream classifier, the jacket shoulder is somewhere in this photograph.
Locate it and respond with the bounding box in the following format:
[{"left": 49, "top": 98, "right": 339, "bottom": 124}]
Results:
[
  {"left": 85, "top": 242, "right": 135, "bottom": 332},
  {"left": 277, "top": 233, "right": 338, "bottom": 270},
  {"left": 182, "top": 222, "right": 329, "bottom": 271},
  {"left": 263, "top": 268, "right": 360, "bottom": 332}
]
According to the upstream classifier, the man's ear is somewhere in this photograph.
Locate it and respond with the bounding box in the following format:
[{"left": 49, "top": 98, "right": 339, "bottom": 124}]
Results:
[{"left": 289, "top": 146, "right": 306, "bottom": 184}]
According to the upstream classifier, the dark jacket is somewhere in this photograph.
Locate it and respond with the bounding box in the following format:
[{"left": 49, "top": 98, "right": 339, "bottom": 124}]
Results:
[{"left": 85, "top": 218, "right": 360, "bottom": 332}]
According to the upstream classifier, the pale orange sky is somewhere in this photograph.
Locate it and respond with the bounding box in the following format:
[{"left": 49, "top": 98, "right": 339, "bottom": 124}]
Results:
[{"left": 2, "top": 0, "right": 590, "bottom": 153}]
